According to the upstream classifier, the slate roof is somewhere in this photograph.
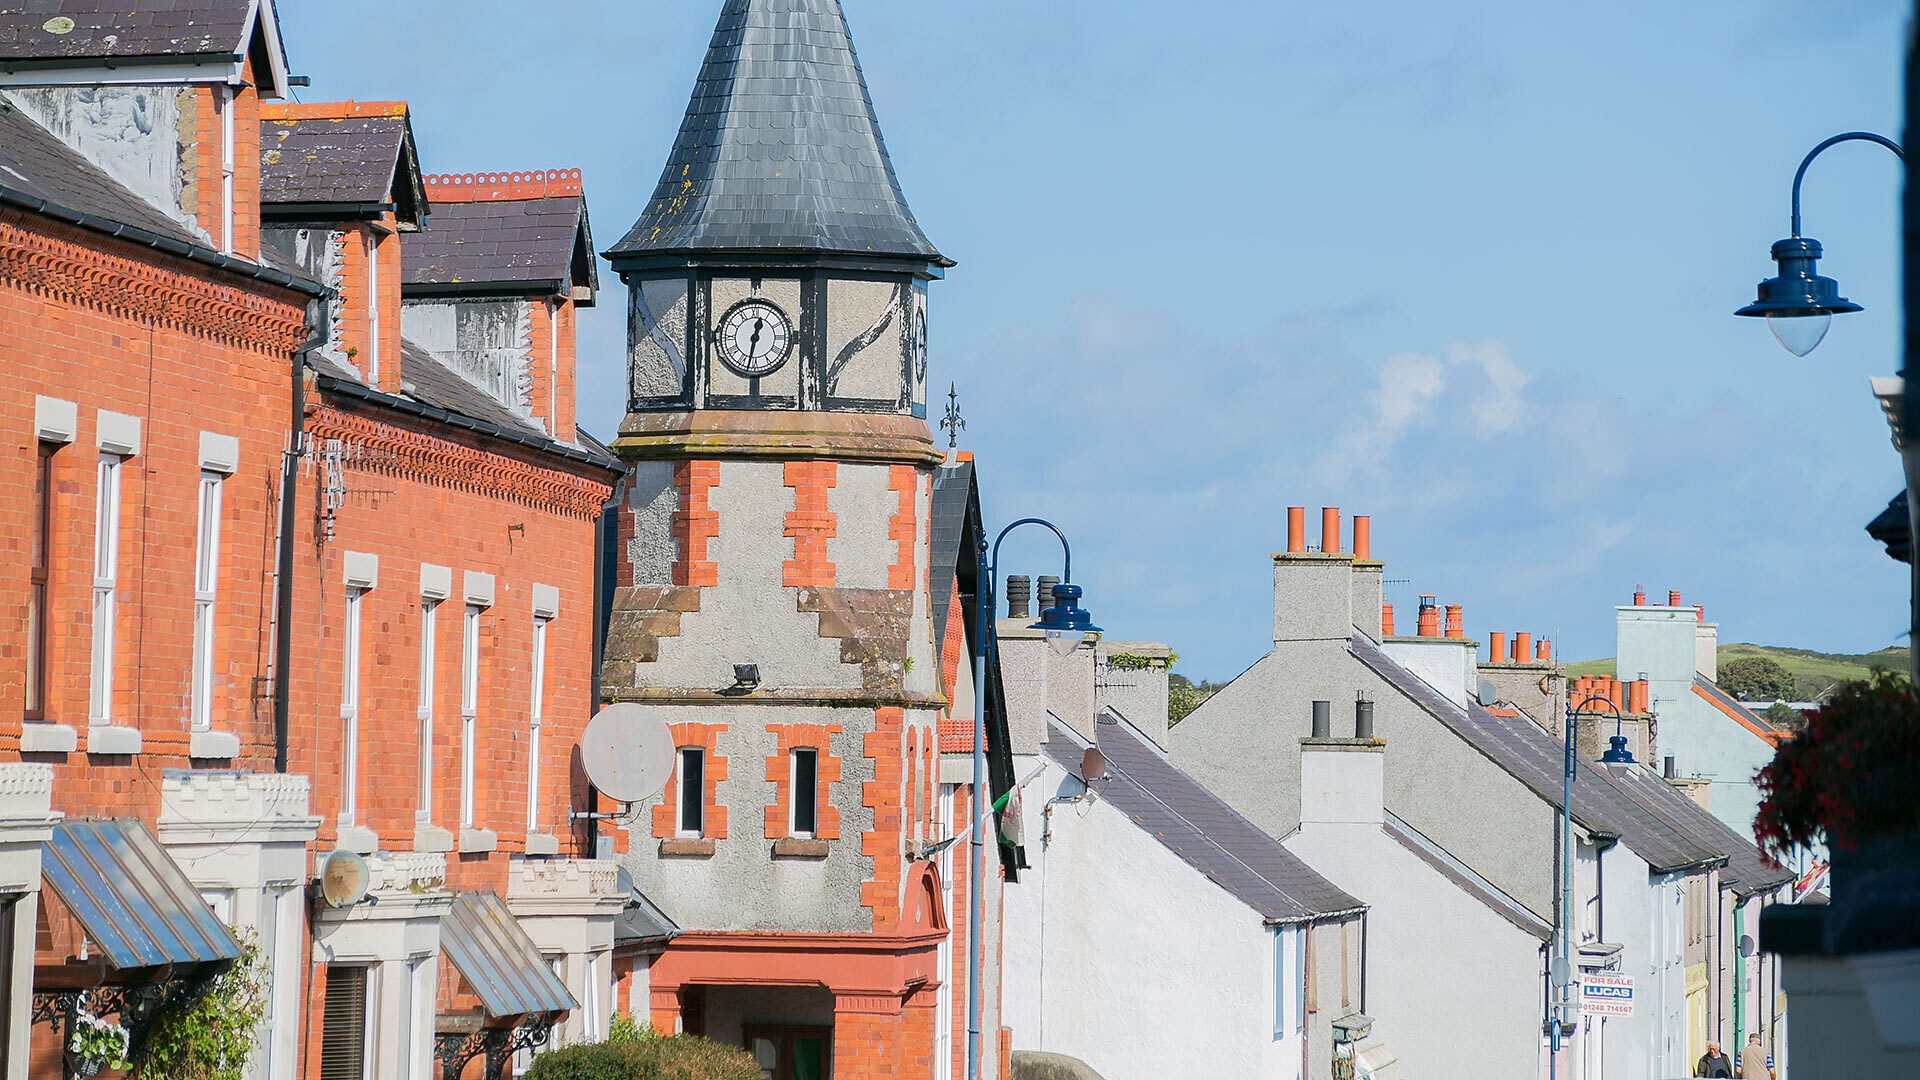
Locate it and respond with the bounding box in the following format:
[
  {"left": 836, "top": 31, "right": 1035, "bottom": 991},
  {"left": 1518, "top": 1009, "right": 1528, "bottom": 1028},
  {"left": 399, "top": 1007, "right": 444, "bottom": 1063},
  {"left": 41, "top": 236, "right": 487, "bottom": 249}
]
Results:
[
  {"left": 0, "top": 95, "right": 200, "bottom": 244},
  {"left": 1348, "top": 633, "right": 1724, "bottom": 875},
  {"left": 607, "top": 0, "right": 947, "bottom": 266},
  {"left": 0, "top": 0, "right": 254, "bottom": 62},
  {"left": 260, "top": 108, "right": 425, "bottom": 224},
  {"left": 1045, "top": 716, "right": 1364, "bottom": 923},
  {"left": 1599, "top": 763, "right": 1793, "bottom": 897},
  {"left": 403, "top": 196, "right": 595, "bottom": 299},
  {"left": 929, "top": 459, "right": 977, "bottom": 656},
  {"left": 1692, "top": 676, "right": 1783, "bottom": 745}
]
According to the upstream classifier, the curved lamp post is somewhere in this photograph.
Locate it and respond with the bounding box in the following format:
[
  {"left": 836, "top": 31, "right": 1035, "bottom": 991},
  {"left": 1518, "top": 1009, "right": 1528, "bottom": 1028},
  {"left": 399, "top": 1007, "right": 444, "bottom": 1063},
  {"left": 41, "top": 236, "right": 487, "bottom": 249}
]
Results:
[
  {"left": 1735, "top": 131, "right": 1905, "bottom": 356},
  {"left": 967, "top": 518, "right": 1100, "bottom": 1080},
  {"left": 1550, "top": 692, "right": 1633, "bottom": 1080}
]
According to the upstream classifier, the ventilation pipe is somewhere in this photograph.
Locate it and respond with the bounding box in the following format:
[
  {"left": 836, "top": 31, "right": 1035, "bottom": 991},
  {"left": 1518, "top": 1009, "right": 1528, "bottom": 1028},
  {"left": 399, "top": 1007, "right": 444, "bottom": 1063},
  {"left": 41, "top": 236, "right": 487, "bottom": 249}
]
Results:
[
  {"left": 1006, "top": 575, "right": 1031, "bottom": 619},
  {"left": 1311, "top": 700, "right": 1332, "bottom": 739},
  {"left": 1355, "top": 699, "right": 1375, "bottom": 739}
]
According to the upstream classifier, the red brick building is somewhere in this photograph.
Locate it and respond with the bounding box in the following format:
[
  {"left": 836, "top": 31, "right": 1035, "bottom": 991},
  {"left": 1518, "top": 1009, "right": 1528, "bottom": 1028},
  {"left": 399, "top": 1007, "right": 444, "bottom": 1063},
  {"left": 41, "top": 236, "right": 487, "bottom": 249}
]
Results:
[
  {"left": 257, "top": 98, "right": 625, "bottom": 1074},
  {"left": 0, "top": 4, "right": 326, "bottom": 1076}
]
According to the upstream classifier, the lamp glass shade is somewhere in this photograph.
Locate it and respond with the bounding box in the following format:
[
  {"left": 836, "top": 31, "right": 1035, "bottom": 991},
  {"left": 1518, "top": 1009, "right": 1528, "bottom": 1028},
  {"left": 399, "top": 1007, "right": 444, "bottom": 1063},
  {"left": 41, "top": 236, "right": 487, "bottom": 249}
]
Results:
[
  {"left": 1044, "top": 630, "right": 1086, "bottom": 657},
  {"left": 1766, "top": 312, "right": 1831, "bottom": 357}
]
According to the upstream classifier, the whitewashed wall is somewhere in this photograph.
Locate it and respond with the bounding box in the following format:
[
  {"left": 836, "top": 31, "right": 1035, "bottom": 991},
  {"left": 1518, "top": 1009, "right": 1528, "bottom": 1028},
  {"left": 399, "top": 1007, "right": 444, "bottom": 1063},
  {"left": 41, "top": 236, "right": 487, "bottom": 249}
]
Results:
[{"left": 1002, "top": 756, "right": 1298, "bottom": 1080}]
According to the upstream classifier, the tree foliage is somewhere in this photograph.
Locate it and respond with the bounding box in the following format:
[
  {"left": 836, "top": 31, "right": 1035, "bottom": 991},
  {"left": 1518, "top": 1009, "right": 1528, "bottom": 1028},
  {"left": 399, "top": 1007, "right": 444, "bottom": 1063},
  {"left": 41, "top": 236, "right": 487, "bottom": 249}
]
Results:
[
  {"left": 1718, "top": 656, "right": 1797, "bottom": 701},
  {"left": 524, "top": 1027, "right": 763, "bottom": 1080},
  {"left": 135, "top": 937, "right": 266, "bottom": 1080}
]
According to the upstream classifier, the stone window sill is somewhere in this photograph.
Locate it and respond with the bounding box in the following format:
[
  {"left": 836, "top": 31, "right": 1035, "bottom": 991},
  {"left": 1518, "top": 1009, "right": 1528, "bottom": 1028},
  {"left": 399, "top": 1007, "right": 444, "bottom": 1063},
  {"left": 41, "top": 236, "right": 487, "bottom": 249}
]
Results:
[
  {"left": 188, "top": 730, "right": 239, "bottom": 760},
  {"left": 337, "top": 824, "right": 379, "bottom": 854},
  {"left": 772, "top": 838, "right": 828, "bottom": 859},
  {"left": 413, "top": 824, "right": 454, "bottom": 853},
  {"left": 85, "top": 724, "right": 141, "bottom": 755},
  {"left": 19, "top": 723, "right": 77, "bottom": 754},
  {"left": 660, "top": 837, "right": 716, "bottom": 857},
  {"left": 524, "top": 831, "right": 560, "bottom": 857},
  {"left": 459, "top": 827, "right": 498, "bottom": 854}
]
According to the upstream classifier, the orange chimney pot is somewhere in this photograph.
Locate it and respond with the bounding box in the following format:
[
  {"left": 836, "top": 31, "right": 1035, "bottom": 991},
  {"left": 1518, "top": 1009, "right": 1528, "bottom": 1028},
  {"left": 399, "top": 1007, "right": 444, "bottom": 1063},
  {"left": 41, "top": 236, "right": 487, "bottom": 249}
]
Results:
[
  {"left": 1668, "top": 590, "right": 1682, "bottom": 607},
  {"left": 1488, "top": 632, "right": 1507, "bottom": 665},
  {"left": 1633, "top": 585, "right": 1646, "bottom": 606},
  {"left": 1537, "top": 638, "right": 1551, "bottom": 662},
  {"left": 1353, "top": 515, "right": 1372, "bottom": 561},
  {"left": 1381, "top": 603, "right": 1395, "bottom": 637},
  {"left": 1286, "top": 507, "right": 1306, "bottom": 554},
  {"left": 1514, "top": 632, "right": 1532, "bottom": 664},
  {"left": 1416, "top": 595, "right": 1440, "bottom": 637},
  {"left": 1321, "top": 507, "right": 1341, "bottom": 554},
  {"left": 1444, "top": 604, "right": 1464, "bottom": 640}
]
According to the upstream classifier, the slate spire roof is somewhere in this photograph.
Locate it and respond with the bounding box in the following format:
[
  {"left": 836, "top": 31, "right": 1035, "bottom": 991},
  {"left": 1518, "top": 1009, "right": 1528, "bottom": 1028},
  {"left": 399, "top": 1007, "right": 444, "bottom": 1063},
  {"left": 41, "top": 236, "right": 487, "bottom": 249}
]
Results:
[{"left": 607, "top": 0, "right": 948, "bottom": 267}]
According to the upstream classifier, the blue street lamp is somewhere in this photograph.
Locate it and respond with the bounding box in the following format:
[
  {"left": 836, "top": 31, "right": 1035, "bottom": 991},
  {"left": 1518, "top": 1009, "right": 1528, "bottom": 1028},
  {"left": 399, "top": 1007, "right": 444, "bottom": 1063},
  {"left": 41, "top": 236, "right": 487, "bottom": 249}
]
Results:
[
  {"left": 1550, "top": 692, "right": 1633, "bottom": 1080},
  {"left": 967, "top": 518, "right": 1099, "bottom": 1080},
  {"left": 1735, "top": 131, "right": 1905, "bottom": 357}
]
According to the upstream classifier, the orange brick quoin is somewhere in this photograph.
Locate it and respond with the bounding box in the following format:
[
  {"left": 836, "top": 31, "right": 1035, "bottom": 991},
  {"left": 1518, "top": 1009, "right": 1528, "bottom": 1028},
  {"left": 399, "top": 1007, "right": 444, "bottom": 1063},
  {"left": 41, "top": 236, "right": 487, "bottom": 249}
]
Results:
[
  {"left": 672, "top": 460, "right": 720, "bottom": 588},
  {"left": 652, "top": 722, "right": 729, "bottom": 839},
  {"left": 887, "top": 465, "right": 918, "bottom": 591},
  {"left": 860, "top": 707, "right": 908, "bottom": 929},
  {"left": 783, "top": 460, "right": 839, "bottom": 588},
  {"left": 763, "top": 722, "right": 844, "bottom": 840}
]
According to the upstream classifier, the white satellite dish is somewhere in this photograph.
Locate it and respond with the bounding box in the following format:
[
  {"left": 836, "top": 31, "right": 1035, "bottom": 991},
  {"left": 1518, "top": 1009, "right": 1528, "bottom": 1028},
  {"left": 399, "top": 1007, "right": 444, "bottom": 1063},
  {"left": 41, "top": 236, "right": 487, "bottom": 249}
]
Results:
[
  {"left": 581, "top": 703, "right": 676, "bottom": 803},
  {"left": 319, "top": 849, "right": 370, "bottom": 909},
  {"left": 1476, "top": 681, "right": 1499, "bottom": 708}
]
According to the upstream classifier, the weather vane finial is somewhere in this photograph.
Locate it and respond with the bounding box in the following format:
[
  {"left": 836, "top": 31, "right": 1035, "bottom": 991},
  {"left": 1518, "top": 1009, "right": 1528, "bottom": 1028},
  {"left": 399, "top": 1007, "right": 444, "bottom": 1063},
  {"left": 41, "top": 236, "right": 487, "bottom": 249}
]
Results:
[{"left": 939, "top": 382, "right": 966, "bottom": 449}]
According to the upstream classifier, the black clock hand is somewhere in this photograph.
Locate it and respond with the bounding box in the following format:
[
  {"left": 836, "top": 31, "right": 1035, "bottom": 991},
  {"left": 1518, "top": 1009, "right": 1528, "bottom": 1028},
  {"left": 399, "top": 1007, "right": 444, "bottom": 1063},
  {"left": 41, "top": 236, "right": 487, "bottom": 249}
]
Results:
[{"left": 749, "top": 318, "right": 764, "bottom": 356}]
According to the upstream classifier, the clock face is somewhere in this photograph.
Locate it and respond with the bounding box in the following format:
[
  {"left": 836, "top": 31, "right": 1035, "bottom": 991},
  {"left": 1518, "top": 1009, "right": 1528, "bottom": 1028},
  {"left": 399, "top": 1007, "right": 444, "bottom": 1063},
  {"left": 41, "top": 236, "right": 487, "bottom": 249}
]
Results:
[
  {"left": 910, "top": 298, "right": 929, "bottom": 380},
  {"left": 715, "top": 299, "right": 793, "bottom": 378}
]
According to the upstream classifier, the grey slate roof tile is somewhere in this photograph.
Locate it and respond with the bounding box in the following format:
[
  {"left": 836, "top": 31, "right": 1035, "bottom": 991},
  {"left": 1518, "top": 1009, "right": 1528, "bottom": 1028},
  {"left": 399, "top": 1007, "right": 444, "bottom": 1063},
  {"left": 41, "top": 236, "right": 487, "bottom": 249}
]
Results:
[
  {"left": 1044, "top": 717, "right": 1364, "bottom": 923},
  {"left": 929, "top": 460, "right": 975, "bottom": 652},
  {"left": 402, "top": 196, "right": 592, "bottom": 294},
  {"left": 607, "top": 0, "right": 945, "bottom": 265},
  {"left": 260, "top": 111, "right": 422, "bottom": 218},
  {"left": 1348, "top": 633, "right": 1723, "bottom": 874},
  {"left": 0, "top": 0, "right": 252, "bottom": 61},
  {"left": 0, "top": 95, "right": 199, "bottom": 243},
  {"left": 1600, "top": 763, "right": 1792, "bottom": 897}
]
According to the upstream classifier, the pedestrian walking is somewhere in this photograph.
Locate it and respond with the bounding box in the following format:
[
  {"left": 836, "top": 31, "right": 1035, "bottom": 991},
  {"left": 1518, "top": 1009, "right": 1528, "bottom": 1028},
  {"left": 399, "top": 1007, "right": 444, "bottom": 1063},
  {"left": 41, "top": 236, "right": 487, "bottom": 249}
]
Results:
[
  {"left": 1697, "top": 1041, "right": 1736, "bottom": 1077},
  {"left": 1739, "top": 1033, "right": 1773, "bottom": 1079}
]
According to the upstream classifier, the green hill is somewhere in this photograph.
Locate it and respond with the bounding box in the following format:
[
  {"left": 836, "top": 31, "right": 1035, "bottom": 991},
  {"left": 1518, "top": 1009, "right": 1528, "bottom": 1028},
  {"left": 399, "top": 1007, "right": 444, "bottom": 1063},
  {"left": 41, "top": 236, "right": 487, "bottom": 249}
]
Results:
[{"left": 1564, "top": 643, "right": 1908, "bottom": 701}]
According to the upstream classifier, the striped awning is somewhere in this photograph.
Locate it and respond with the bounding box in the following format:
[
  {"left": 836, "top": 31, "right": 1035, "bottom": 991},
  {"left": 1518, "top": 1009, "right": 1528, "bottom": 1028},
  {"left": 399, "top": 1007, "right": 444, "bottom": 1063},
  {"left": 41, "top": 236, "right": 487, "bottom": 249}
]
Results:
[
  {"left": 442, "top": 891, "right": 576, "bottom": 1018},
  {"left": 42, "top": 819, "right": 241, "bottom": 969}
]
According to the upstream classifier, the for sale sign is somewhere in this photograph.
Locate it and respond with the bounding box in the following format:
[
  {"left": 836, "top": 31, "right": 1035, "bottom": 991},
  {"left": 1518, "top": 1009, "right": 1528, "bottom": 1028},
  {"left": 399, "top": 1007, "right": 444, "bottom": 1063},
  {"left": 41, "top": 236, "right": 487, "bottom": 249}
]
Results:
[{"left": 1579, "top": 974, "right": 1636, "bottom": 1017}]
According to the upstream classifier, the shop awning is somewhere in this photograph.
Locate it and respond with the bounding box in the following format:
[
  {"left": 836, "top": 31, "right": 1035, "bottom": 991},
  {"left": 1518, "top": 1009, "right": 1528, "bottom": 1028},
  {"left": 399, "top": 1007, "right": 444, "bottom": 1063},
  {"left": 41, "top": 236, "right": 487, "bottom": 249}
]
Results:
[
  {"left": 442, "top": 891, "right": 577, "bottom": 1018},
  {"left": 42, "top": 818, "right": 241, "bottom": 970}
]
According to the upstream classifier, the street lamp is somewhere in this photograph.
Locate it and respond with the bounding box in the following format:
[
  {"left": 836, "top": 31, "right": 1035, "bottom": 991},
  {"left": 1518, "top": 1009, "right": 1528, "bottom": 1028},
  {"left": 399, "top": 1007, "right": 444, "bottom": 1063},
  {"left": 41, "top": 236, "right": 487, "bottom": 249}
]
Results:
[
  {"left": 1550, "top": 691, "right": 1630, "bottom": 1080},
  {"left": 967, "top": 518, "right": 1100, "bottom": 1080},
  {"left": 1735, "top": 131, "right": 1905, "bottom": 356}
]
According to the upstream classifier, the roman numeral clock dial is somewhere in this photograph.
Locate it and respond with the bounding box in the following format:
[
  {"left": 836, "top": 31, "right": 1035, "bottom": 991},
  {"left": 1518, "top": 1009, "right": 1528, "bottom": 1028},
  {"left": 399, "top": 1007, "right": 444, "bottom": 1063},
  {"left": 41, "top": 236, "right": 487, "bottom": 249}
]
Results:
[{"left": 715, "top": 299, "right": 794, "bottom": 378}]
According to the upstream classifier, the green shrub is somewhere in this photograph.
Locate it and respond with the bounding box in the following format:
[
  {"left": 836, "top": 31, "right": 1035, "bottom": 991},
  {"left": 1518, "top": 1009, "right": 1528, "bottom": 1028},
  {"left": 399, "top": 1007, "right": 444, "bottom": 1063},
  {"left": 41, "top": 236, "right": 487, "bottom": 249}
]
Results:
[{"left": 524, "top": 1032, "right": 763, "bottom": 1080}]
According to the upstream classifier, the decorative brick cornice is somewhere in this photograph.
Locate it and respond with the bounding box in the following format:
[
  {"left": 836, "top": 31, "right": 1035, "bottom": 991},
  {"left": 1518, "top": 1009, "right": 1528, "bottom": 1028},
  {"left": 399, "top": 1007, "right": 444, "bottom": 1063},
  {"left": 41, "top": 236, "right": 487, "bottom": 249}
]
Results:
[
  {"left": 0, "top": 213, "right": 308, "bottom": 352},
  {"left": 308, "top": 404, "right": 610, "bottom": 520},
  {"left": 364, "top": 850, "right": 449, "bottom": 896},
  {"left": 158, "top": 770, "right": 314, "bottom": 826}
]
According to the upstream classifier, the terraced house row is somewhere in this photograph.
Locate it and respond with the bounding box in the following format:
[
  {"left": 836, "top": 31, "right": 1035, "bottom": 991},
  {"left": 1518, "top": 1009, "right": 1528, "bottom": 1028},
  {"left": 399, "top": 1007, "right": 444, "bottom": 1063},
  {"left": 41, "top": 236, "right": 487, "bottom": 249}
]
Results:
[
  {"left": 0, "top": 2, "right": 649, "bottom": 1076},
  {"left": 0, "top": 2, "right": 1031, "bottom": 1078}
]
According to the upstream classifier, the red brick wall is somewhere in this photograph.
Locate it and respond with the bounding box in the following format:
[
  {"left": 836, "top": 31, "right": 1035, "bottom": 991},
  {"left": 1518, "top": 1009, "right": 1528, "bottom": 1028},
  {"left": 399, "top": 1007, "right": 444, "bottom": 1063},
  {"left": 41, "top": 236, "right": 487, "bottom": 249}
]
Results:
[{"left": 288, "top": 399, "right": 610, "bottom": 879}]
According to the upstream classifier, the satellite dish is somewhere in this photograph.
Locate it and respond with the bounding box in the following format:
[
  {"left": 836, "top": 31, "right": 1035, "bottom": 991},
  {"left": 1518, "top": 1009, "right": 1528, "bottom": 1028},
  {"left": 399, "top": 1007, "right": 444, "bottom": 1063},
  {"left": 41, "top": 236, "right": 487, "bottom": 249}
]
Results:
[
  {"left": 581, "top": 703, "right": 676, "bottom": 802},
  {"left": 1550, "top": 955, "right": 1573, "bottom": 989},
  {"left": 319, "top": 849, "right": 370, "bottom": 909},
  {"left": 1077, "top": 747, "right": 1108, "bottom": 784},
  {"left": 1476, "top": 681, "right": 1499, "bottom": 707}
]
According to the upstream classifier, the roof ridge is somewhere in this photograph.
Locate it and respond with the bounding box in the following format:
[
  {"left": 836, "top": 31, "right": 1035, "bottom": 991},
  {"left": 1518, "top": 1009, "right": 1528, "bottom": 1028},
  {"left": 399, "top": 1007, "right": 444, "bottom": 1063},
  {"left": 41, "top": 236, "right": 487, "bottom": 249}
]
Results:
[
  {"left": 423, "top": 169, "right": 582, "bottom": 203},
  {"left": 261, "top": 100, "right": 409, "bottom": 121}
]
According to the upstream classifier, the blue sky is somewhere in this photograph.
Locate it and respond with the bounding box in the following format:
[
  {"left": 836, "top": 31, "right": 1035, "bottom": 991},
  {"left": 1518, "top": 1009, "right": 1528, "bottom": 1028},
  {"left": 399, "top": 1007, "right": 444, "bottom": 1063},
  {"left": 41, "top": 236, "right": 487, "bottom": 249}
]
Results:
[{"left": 281, "top": 1, "right": 1911, "bottom": 680}]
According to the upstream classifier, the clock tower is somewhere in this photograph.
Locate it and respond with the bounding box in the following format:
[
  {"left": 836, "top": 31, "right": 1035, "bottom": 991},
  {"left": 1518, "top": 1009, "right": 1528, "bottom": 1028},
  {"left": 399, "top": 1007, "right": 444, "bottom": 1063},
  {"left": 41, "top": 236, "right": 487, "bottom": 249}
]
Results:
[{"left": 600, "top": 3, "right": 966, "bottom": 1077}]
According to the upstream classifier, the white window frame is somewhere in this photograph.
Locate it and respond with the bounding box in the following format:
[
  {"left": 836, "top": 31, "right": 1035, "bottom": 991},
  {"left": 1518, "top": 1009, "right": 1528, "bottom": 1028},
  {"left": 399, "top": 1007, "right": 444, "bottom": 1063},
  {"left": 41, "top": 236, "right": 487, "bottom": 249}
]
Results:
[
  {"left": 461, "top": 603, "right": 482, "bottom": 829},
  {"left": 676, "top": 747, "right": 705, "bottom": 838},
  {"left": 365, "top": 227, "right": 381, "bottom": 384},
  {"left": 89, "top": 453, "right": 122, "bottom": 723},
  {"left": 189, "top": 470, "right": 223, "bottom": 730},
  {"left": 417, "top": 599, "right": 439, "bottom": 824},
  {"left": 526, "top": 615, "right": 550, "bottom": 833},
  {"left": 789, "top": 747, "right": 819, "bottom": 839},
  {"left": 341, "top": 587, "right": 365, "bottom": 825}
]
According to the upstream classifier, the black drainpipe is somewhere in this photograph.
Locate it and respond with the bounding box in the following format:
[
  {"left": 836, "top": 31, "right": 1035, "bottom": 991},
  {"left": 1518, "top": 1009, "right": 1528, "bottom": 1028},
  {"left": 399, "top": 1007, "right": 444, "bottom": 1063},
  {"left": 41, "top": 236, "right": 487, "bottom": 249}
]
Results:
[{"left": 273, "top": 295, "right": 330, "bottom": 773}]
